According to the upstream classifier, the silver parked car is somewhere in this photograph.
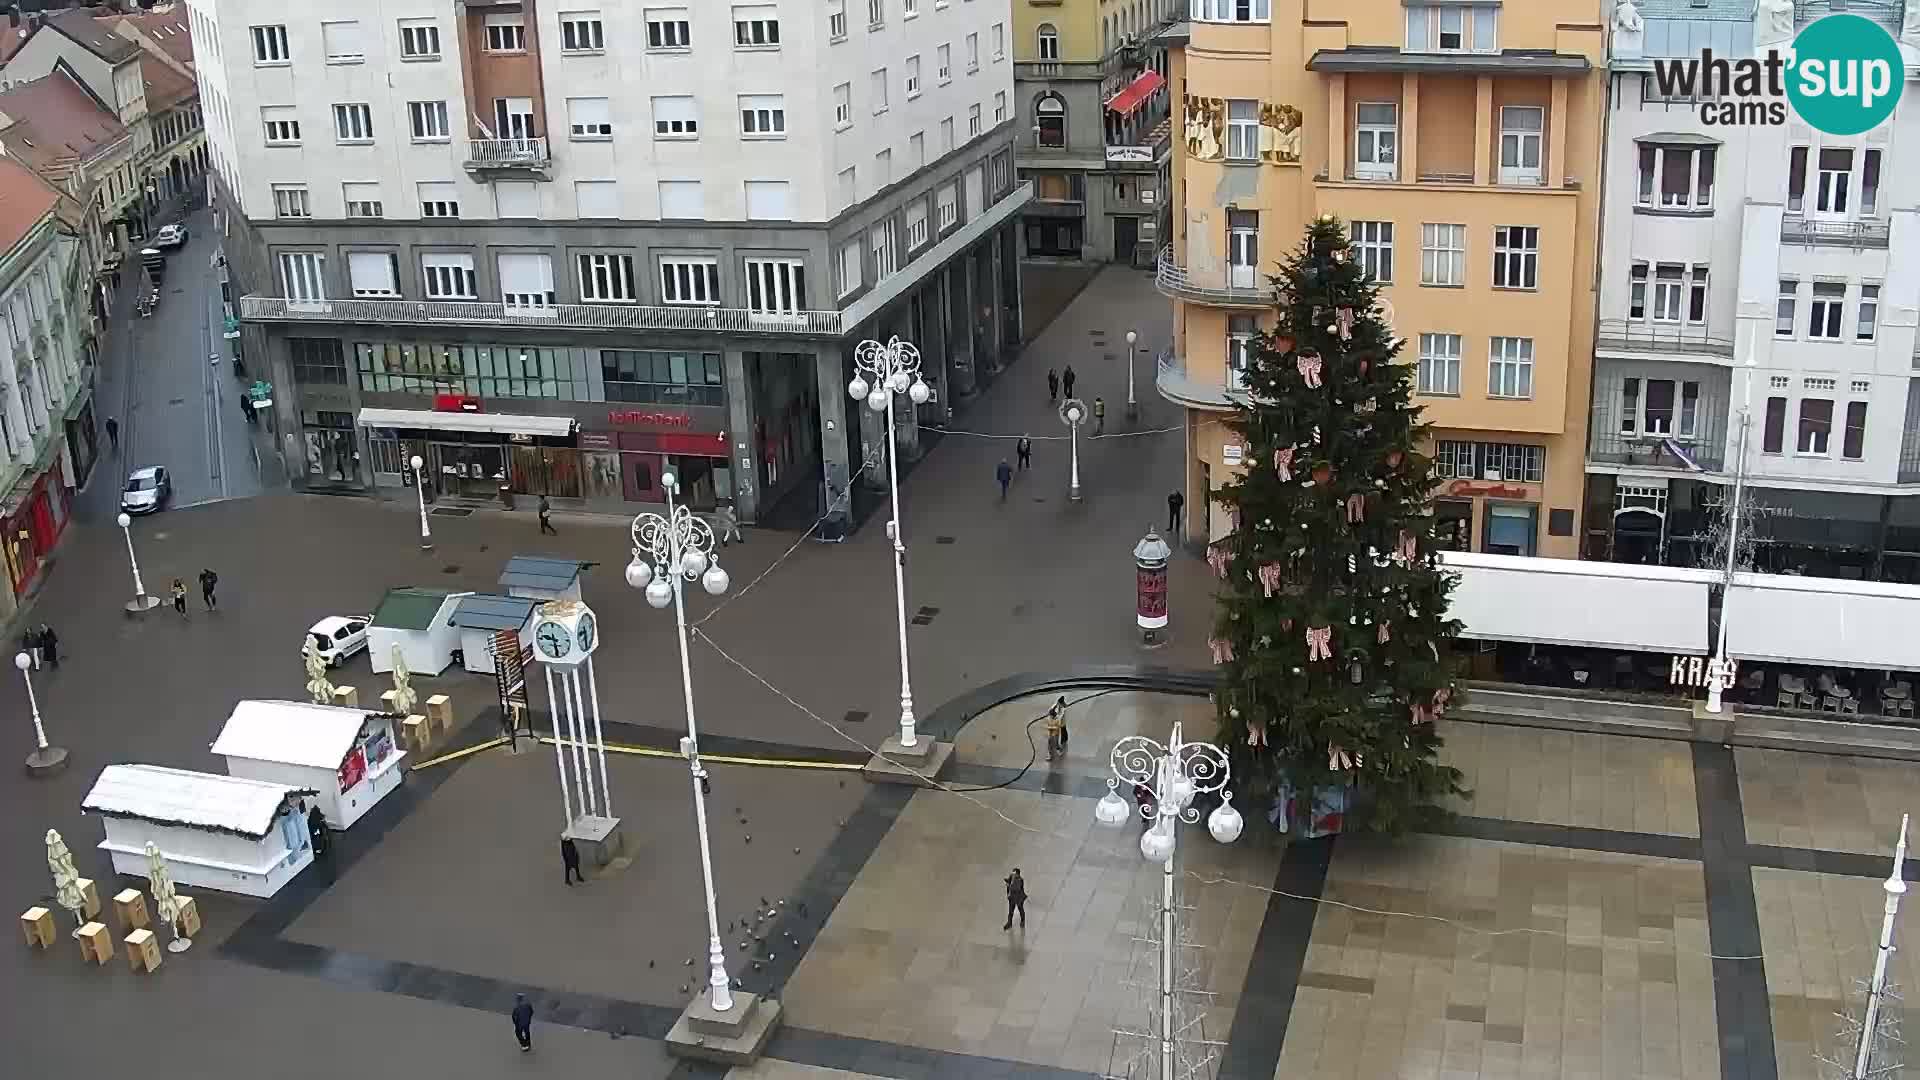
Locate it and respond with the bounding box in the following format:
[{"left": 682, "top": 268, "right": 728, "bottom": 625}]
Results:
[{"left": 120, "top": 466, "right": 171, "bottom": 515}]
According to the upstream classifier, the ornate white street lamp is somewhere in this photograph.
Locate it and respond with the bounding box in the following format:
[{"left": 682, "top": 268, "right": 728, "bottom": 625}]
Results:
[
  {"left": 17, "top": 650, "right": 65, "bottom": 776},
  {"left": 1060, "top": 397, "right": 1086, "bottom": 502},
  {"left": 1094, "top": 721, "right": 1242, "bottom": 1080},
  {"left": 1125, "top": 329, "right": 1139, "bottom": 420},
  {"left": 409, "top": 454, "right": 432, "bottom": 551},
  {"left": 849, "top": 337, "right": 932, "bottom": 754},
  {"left": 115, "top": 512, "right": 160, "bottom": 613}
]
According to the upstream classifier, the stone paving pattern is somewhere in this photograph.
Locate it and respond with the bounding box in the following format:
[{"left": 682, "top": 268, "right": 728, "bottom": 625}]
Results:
[
  {"left": 1438, "top": 720, "right": 1701, "bottom": 839},
  {"left": 1737, "top": 748, "right": 1916, "bottom": 856}
]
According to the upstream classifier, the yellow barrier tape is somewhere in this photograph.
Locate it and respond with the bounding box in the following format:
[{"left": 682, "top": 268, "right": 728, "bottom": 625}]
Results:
[
  {"left": 408, "top": 736, "right": 511, "bottom": 769},
  {"left": 538, "top": 736, "right": 864, "bottom": 771}
]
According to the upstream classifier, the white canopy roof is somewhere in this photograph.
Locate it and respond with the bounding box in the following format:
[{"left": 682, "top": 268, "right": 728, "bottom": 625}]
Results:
[
  {"left": 212, "top": 699, "right": 372, "bottom": 770},
  {"left": 83, "top": 764, "right": 308, "bottom": 839},
  {"left": 1724, "top": 573, "right": 1920, "bottom": 671},
  {"left": 1437, "top": 551, "right": 1716, "bottom": 654}
]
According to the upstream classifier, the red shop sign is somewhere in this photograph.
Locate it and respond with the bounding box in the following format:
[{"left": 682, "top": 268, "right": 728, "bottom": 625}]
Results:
[
  {"left": 434, "top": 394, "right": 483, "bottom": 413},
  {"left": 1447, "top": 479, "right": 1533, "bottom": 500},
  {"left": 607, "top": 410, "right": 692, "bottom": 428}
]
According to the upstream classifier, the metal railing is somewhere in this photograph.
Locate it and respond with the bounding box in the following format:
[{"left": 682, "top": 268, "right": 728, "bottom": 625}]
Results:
[
  {"left": 1780, "top": 216, "right": 1891, "bottom": 249},
  {"left": 1153, "top": 248, "right": 1275, "bottom": 307},
  {"left": 465, "top": 137, "right": 550, "bottom": 169},
  {"left": 1014, "top": 60, "right": 1106, "bottom": 80},
  {"left": 238, "top": 295, "right": 846, "bottom": 336},
  {"left": 1154, "top": 347, "right": 1239, "bottom": 410},
  {"left": 1595, "top": 317, "right": 1735, "bottom": 357},
  {"left": 1795, "top": 0, "right": 1901, "bottom": 29},
  {"left": 1588, "top": 432, "right": 1725, "bottom": 473}
]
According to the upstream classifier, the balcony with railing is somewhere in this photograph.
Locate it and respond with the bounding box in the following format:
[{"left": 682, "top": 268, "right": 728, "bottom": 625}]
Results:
[
  {"left": 464, "top": 137, "right": 551, "bottom": 178},
  {"left": 1014, "top": 59, "right": 1107, "bottom": 81},
  {"left": 239, "top": 296, "right": 845, "bottom": 337},
  {"left": 1154, "top": 248, "right": 1274, "bottom": 308},
  {"left": 1595, "top": 317, "right": 1735, "bottom": 359},
  {"left": 1780, "top": 216, "right": 1891, "bottom": 249},
  {"left": 1154, "top": 346, "right": 1242, "bottom": 411}
]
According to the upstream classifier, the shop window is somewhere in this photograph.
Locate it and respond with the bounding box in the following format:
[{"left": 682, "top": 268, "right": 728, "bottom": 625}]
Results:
[
  {"left": 601, "top": 349, "right": 725, "bottom": 407},
  {"left": 290, "top": 337, "right": 347, "bottom": 385},
  {"left": 1432, "top": 498, "right": 1472, "bottom": 552},
  {"left": 353, "top": 342, "right": 578, "bottom": 400},
  {"left": 1483, "top": 503, "right": 1538, "bottom": 556}
]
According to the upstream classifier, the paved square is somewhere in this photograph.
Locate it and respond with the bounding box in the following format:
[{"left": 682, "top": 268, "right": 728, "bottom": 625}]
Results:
[
  {"left": 1737, "top": 748, "right": 1917, "bottom": 856},
  {"left": 1438, "top": 720, "right": 1700, "bottom": 837}
]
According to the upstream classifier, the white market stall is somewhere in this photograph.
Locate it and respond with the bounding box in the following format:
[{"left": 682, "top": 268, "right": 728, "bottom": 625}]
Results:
[
  {"left": 367, "top": 587, "right": 467, "bottom": 675},
  {"left": 81, "top": 764, "right": 315, "bottom": 898},
  {"left": 1437, "top": 551, "right": 1716, "bottom": 654},
  {"left": 498, "top": 555, "right": 586, "bottom": 603},
  {"left": 448, "top": 594, "right": 538, "bottom": 675},
  {"left": 212, "top": 700, "right": 407, "bottom": 830}
]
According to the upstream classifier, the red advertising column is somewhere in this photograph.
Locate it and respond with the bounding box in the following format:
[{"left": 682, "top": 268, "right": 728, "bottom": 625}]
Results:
[{"left": 1134, "top": 530, "right": 1172, "bottom": 647}]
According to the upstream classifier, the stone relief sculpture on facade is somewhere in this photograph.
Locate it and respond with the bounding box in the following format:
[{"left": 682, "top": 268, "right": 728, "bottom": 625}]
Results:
[
  {"left": 1752, "top": 0, "right": 1795, "bottom": 49},
  {"left": 1184, "top": 95, "right": 1224, "bottom": 161},
  {"left": 1258, "top": 103, "right": 1304, "bottom": 164}
]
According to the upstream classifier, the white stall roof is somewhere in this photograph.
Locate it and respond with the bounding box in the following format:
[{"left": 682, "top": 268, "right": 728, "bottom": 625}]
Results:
[
  {"left": 83, "top": 764, "right": 310, "bottom": 839},
  {"left": 1724, "top": 573, "right": 1920, "bottom": 671},
  {"left": 1437, "top": 551, "right": 1716, "bottom": 654},
  {"left": 212, "top": 699, "right": 373, "bottom": 770}
]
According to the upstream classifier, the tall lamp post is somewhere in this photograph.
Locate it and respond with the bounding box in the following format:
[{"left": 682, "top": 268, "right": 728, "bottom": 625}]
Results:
[
  {"left": 1705, "top": 351, "right": 1758, "bottom": 714},
  {"left": 409, "top": 454, "right": 432, "bottom": 552},
  {"left": 848, "top": 337, "right": 931, "bottom": 755},
  {"left": 1094, "top": 721, "right": 1242, "bottom": 1080},
  {"left": 1849, "top": 814, "right": 1910, "bottom": 1079},
  {"left": 18, "top": 650, "right": 66, "bottom": 776},
  {"left": 1125, "top": 329, "right": 1139, "bottom": 420},
  {"left": 116, "top": 512, "right": 160, "bottom": 613},
  {"left": 1061, "top": 397, "right": 1086, "bottom": 502}
]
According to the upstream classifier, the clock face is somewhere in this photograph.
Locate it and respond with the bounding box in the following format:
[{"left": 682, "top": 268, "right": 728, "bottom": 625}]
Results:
[
  {"left": 575, "top": 611, "right": 597, "bottom": 652},
  {"left": 535, "top": 621, "right": 572, "bottom": 660}
]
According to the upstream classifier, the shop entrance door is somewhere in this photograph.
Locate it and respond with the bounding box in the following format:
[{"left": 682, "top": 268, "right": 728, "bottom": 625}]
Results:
[
  {"left": 1113, "top": 216, "right": 1138, "bottom": 266},
  {"left": 622, "top": 452, "right": 666, "bottom": 503}
]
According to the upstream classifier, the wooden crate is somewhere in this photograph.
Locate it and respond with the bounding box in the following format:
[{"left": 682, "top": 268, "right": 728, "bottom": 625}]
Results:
[
  {"left": 426, "top": 694, "right": 453, "bottom": 735},
  {"left": 126, "top": 928, "right": 161, "bottom": 973},
  {"left": 402, "top": 715, "right": 428, "bottom": 752},
  {"left": 112, "top": 888, "right": 150, "bottom": 932},
  {"left": 76, "top": 921, "right": 112, "bottom": 965},
  {"left": 19, "top": 906, "right": 53, "bottom": 948},
  {"left": 174, "top": 895, "right": 202, "bottom": 937}
]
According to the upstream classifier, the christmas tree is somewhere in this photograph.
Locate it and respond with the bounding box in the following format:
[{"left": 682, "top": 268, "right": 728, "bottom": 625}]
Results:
[{"left": 1207, "top": 214, "right": 1467, "bottom": 835}]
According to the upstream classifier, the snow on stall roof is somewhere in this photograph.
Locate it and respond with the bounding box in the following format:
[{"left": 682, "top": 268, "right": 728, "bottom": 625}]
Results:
[
  {"left": 211, "top": 699, "right": 377, "bottom": 770},
  {"left": 83, "top": 764, "right": 309, "bottom": 840}
]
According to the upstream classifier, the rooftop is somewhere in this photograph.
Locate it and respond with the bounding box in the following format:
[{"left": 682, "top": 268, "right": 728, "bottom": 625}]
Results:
[
  {"left": 370, "top": 587, "right": 456, "bottom": 631},
  {"left": 45, "top": 9, "right": 142, "bottom": 65},
  {"left": 0, "top": 69, "right": 127, "bottom": 177},
  {"left": 139, "top": 52, "right": 193, "bottom": 112},
  {"left": 0, "top": 150, "right": 62, "bottom": 257},
  {"left": 449, "top": 593, "right": 539, "bottom": 632},
  {"left": 212, "top": 700, "right": 383, "bottom": 771},
  {"left": 82, "top": 763, "right": 312, "bottom": 840},
  {"left": 498, "top": 555, "right": 586, "bottom": 592},
  {"left": 102, "top": 3, "right": 194, "bottom": 71}
]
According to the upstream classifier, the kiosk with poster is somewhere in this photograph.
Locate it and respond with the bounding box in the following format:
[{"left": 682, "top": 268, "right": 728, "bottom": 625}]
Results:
[
  {"left": 82, "top": 764, "right": 315, "bottom": 899},
  {"left": 211, "top": 700, "right": 407, "bottom": 830}
]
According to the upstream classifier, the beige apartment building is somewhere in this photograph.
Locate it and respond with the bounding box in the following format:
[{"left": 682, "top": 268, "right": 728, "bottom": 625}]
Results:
[{"left": 1155, "top": 0, "right": 1605, "bottom": 558}]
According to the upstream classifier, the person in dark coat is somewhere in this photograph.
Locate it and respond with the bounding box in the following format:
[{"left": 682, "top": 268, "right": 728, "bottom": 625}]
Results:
[
  {"left": 538, "top": 495, "right": 557, "bottom": 535},
  {"left": 1062, "top": 365, "right": 1077, "bottom": 399},
  {"left": 199, "top": 568, "right": 219, "bottom": 611},
  {"left": 1015, "top": 436, "right": 1032, "bottom": 471},
  {"left": 560, "top": 836, "right": 584, "bottom": 885},
  {"left": 996, "top": 459, "right": 1013, "bottom": 502},
  {"left": 511, "top": 994, "right": 534, "bottom": 1052},
  {"left": 1167, "top": 489, "right": 1185, "bottom": 533},
  {"left": 104, "top": 416, "right": 119, "bottom": 452},
  {"left": 37, "top": 624, "right": 57, "bottom": 668},
  {"left": 1003, "top": 868, "right": 1027, "bottom": 930},
  {"left": 307, "top": 804, "right": 328, "bottom": 856},
  {"left": 1046, "top": 368, "right": 1059, "bottom": 402}
]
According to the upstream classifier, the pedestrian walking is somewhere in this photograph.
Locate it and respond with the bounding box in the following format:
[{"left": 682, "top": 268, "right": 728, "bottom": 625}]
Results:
[
  {"left": 538, "top": 495, "right": 557, "bottom": 535},
  {"left": 1062, "top": 365, "right": 1077, "bottom": 400},
  {"left": 1093, "top": 397, "right": 1106, "bottom": 435},
  {"left": 199, "top": 568, "right": 219, "bottom": 610},
  {"left": 715, "top": 503, "right": 744, "bottom": 546},
  {"left": 307, "top": 804, "right": 328, "bottom": 857},
  {"left": 20, "top": 627, "right": 39, "bottom": 669},
  {"left": 996, "top": 458, "right": 1013, "bottom": 502},
  {"left": 560, "top": 836, "right": 584, "bottom": 885},
  {"left": 1043, "top": 694, "right": 1069, "bottom": 761},
  {"left": 1015, "top": 436, "right": 1032, "bottom": 471},
  {"left": 1166, "top": 490, "right": 1185, "bottom": 533},
  {"left": 37, "top": 624, "right": 57, "bottom": 669},
  {"left": 1046, "top": 368, "right": 1059, "bottom": 402},
  {"left": 104, "top": 416, "right": 119, "bottom": 453},
  {"left": 240, "top": 394, "right": 255, "bottom": 426},
  {"left": 1002, "top": 868, "right": 1027, "bottom": 930},
  {"left": 170, "top": 578, "right": 189, "bottom": 618},
  {"left": 511, "top": 994, "right": 535, "bottom": 1052}
]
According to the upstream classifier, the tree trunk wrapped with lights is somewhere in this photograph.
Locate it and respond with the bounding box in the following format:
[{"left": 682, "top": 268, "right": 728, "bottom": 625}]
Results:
[{"left": 1208, "top": 214, "right": 1468, "bottom": 835}]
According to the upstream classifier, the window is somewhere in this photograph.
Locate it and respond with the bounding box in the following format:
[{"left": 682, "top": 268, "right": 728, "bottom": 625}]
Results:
[
  {"left": 652, "top": 96, "right": 698, "bottom": 138},
  {"left": 1420, "top": 223, "right": 1465, "bottom": 286},
  {"left": 1776, "top": 279, "right": 1797, "bottom": 337},
  {"left": 992, "top": 22, "right": 1004, "bottom": 61},
  {"left": 1488, "top": 337, "right": 1533, "bottom": 399},
  {"left": 830, "top": 0, "right": 847, "bottom": 40},
  {"left": 938, "top": 44, "right": 951, "bottom": 82},
  {"left": 966, "top": 32, "right": 979, "bottom": 72},
  {"left": 1037, "top": 23, "right": 1060, "bottom": 59},
  {"left": 937, "top": 184, "right": 958, "bottom": 230},
  {"left": 1858, "top": 284, "right": 1880, "bottom": 340},
  {"left": 1417, "top": 333, "right": 1461, "bottom": 396},
  {"left": 1497, "top": 106, "right": 1543, "bottom": 185},
  {"left": 601, "top": 351, "right": 725, "bottom": 407},
  {"left": 1492, "top": 226, "right": 1537, "bottom": 289},
  {"left": 910, "top": 130, "right": 925, "bottom": 166},
  {"left": 347, "top": 252, "right": 399, "bottom": 298},
  {"left": 1405, "top": 4, "right": 1496, "bottom": 51},
  {"left": 574, "top": 179, "right": 617, "bottom": 217},
  {"left": 905, "top": 0, "right": 918, "bottom": 16},
  {"left": 659, "top": 179, "right": 704, "bottom": 218},
  {"left": 1843, "top": 401, "right": 1868, "bottom": 460},
  {"left": 1687, "top": 265, "right": 1709, "bottom": 323},
  {"left": 835, "top": 241, "right": 862, "bottom": 297},
  {"left": 422, "top": 254, "right": 477, "bottom": 300},
  {"left": 1787, "top": 145, "right": 1808, "bottom": 212},
  {"left": 1349, "top": 221, "right": 1392, "bottom": 283},
  {"left": 994, "top": 90, "right": 1007, "bottom": 124},
  {"left": 261, "top": 106, "right": 300, "bottom": 145},
  {"left": 1226, "top": 209, "right": 1258, "bottom": 288},
  {"left": 646, "top": 8, "right": 691, "bottom": 49},
  {"left": 1483, "top": 504, "right": 1537, "bottom": 557},
  {"left": 278, "top": 251, "right": 324, "bottom": 302},
  {"left": 1651, "top": 263, "right": 1684, "bottom": 321},
  {"left": 969, "top": 103, "right": 982, "bottom": 136},
  {"left": 342, "top": 182, "right": 383, "bottom": 218},
  {"left": 1037, "top": 94, "right": 1067, "bottom": 147},
  {"left": 906, "top": 56, "right": 922, "bottom": 98},
  {"left": 1227, "top": 315, "right": 1258, "bottom": 392},
  {"left": 560, "top": 12, "right": 604, "bottom": 52},
  {"left": 1816, "top": 147, "right": 1851, "bottom": 214},
  {"left": 659, "top": 257, "right": 720, "bottom": 305},
  {"left": 906, "top": 200, "right": 929, "bottom": 250},
  {"left": 1797, "top": 398, "right": 1834, "bottom": 454},
  {"left": 872, "top": 68, "right": 889, "bottom": 114},
  {"left": 740, "top": 95, "right": 786, "bottom": 138},
  {"left": 291, "top": 339, "right": 349, "bottom": 385},
  {"left": 333, "top": 103, "right": 373, "bottom": 143},
  {"left": 1353, "top": 102, "right": 1397, "bottom": 180},
  {"left": 743, "top": 259, "right": 807, "bottom": 316},
  {"left": 834, "top": 84, "right": 851, "bottom": 127},
  {"left": 1225, "top": 99, "right": 1258, "bottom": 161},
  {"left": 498, "top": 253, "right": 556, "bottom": 311},
  {"left": 1633, "top": 379, "right": 1701, "bottom": 436},
  {"left": 1190, "top": 0, "right": 1271, "bottom": 22},
  {"left": 735, "top": 5, "right": 780, "bottom": 46},
  {"left": 1432, "top": 441, "right": 1544, "bottom": 483},
  {"left": 399, "top": 19, "right": 440, "bottom": 59},
  {"left": 869, "top": 0, "right": 886, "bottom": 29},
  {"left": 940, "top": 116, "right": 955, "bottom": 151},
  {"left": 1862, "top": 149, "right": 1882, "bottom": 216},
  {"left": 874, "top": 149, "right": 891, "bottom": 186},
  {"left": 251, "top": 24, "right": 289, "bottom": 64},
  {"left": 577, "top": 253, "right": 638, "bottom": 303},
  {"left": 1636, "top": 144, "right": 1716, "bottom": 209},
  {"left": 272, "top": 184, "right": 310, "bottom": 219},
  {"left": 871, "top": 220, "right": 898, "bottom": 280},
  {"left": 568, "top": 97, "right": 613, "bottom": 139},
  {"left": 1808, "top": 282, "right": 1845, "bottom": 339},
  {"left": 408, "top": 100, "right": 449, "bottom": 141},
  {"left": 836, "top": 166, "right": 856, "bottom": 209},
  {"left": 494, "top": 97, "right": 537, "bottom": 140},
  {"left": 484, "top": 13, "right": 526, "bottom": 52},
  {"left": 1762, "top": 397, "right": 1787, "bottom": 453},
  {"left": 418, "top": 181, "right": 459, "bottom": 218},
  {"left": 322, "top": 20, "right": 364, "bottom": 63},
  {"left": 743, "top": 180, "right": 791, "bottom": 220}
]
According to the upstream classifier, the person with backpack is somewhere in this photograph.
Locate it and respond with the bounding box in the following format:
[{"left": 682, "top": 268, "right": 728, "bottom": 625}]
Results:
[
  {"left": 1002, "top": 868, "right": 1027, "bottom": 931},
  {"left": 199, "top": 568, "right": 219, "bottom": 610}
]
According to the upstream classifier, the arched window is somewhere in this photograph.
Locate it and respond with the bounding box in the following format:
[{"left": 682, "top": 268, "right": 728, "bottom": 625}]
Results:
[
  {"left": 1036, "top": 22, "right": 1060, "bottom": 61},
  {"left": 1036, "top": 93, "right": 1067, "bottom": 148}
]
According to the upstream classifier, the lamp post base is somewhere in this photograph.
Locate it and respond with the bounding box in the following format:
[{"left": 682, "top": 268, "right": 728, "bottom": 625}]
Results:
[
  {"left": 1069, "top": 484, "right": 1083, "bottom": 502},
  {"left": 124, "top": 594, "right": 162, "bottom": 614},
  {"left": 165, "top": 936, "right": 193, "bottom": 953},
  {"left": 863, "top": 735, "right": 954, "bottom": 786},
  {"left": 1126, "top": 401, "right": 1139, "bottom": 420},
  {"left": 419, "top": 542, "right": 435, "bottom": 552},
  {"left": 665, "top": 991, "right": 783, "bottom": 1065},
  {"left": 25, "top": 745, "right": 68, "bottom": 777}
]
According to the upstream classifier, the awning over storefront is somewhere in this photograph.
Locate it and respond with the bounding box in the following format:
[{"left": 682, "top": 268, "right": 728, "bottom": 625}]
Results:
[
  {"left": 356, "top": 408, "right": 575, "bottom": 438},
  {"left": 1438, "top": 551, "right": 1715, "bottom": 654},
  {"left": 1724, "top": 574, "right": 1920, "bottom": 671},
  {"left": 1105, "top": 70, "right": 1165, "bottom": 115}
]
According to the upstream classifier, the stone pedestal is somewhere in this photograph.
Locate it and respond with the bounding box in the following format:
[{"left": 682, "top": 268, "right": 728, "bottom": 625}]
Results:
[
  {"left": 863, "top": 735, "right": 954, "bottom": 786},
  {"left": 24, "top": 744, "right": 67, "bottom": 777},
  {"left": 1691, "top": 701, "right": 1734, "bottom": 745},
  {"left": 331, "top": 686, "right": 359, "bottom": 709},
  {"left": 665, "top": 992, "right": 783, "bottom": 1065},
  {"left": 563, "top": 815, "right": 624, "bottom": 867}
]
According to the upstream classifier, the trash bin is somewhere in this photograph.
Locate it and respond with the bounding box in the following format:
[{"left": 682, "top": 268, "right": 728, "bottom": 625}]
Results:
[{"left": 498, "top": 484, "right": 515, "bottom": 510}]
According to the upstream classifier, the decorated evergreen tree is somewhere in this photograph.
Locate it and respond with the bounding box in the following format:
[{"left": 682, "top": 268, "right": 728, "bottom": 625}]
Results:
[{"left": 1207, "top": 215, "right": 1466, "bottom": 836}]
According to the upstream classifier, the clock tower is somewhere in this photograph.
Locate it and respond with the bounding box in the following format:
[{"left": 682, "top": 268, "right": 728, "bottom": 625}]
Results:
[{"left": 531, "top": 599, "right": 621, "bottom": 865}]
